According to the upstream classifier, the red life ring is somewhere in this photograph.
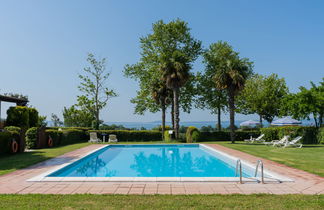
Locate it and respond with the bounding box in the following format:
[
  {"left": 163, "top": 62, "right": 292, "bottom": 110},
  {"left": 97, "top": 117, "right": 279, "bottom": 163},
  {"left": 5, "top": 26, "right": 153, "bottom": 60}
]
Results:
[
  {"left": 11, "top": 140, "right": 19, "bottom": 153},
  {"left": 48, "top": 137, "right": 54, "bottom": 147}
]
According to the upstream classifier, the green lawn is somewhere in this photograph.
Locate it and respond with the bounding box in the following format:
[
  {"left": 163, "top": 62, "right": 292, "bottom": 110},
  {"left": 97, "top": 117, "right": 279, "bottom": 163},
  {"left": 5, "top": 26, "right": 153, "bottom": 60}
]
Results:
[
  {"left": 0, "top": 194, "right": 323, "bottom": 210},
  {"left": 0, "top": 142, "right": 92, "bottom": 176},
  {"left": 213, "top": 141, "right": 324, "bottom": 177}
]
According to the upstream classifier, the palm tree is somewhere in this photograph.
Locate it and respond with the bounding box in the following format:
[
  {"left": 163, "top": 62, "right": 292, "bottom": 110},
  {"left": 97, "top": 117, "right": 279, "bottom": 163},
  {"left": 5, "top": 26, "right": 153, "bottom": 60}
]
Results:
[
  {"left": 205, "top": 41, "right": 253, "bottom": 143},
  {"left": 152, "top": 82, "right": 171, "bottom": 140},
  {"left": 161, "top": 52, "right": 191, "bottom": 139}
]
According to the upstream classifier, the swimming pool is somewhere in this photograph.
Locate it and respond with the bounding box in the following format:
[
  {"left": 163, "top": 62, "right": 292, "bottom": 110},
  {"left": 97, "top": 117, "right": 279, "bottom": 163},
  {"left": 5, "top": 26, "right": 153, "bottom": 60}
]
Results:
[{"left": 29, "top": 144, "right": 292, "bottom": 182}]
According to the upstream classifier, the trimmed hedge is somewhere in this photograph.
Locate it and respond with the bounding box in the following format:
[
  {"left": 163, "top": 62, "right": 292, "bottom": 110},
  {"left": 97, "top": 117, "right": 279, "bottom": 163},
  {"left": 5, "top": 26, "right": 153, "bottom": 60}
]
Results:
[
  {"left": 0, "top": 131, "right": 13, "bottom": 154},
  {"left": 47, "top": 127, "right": 92, "bottom": 131},
  {"left": 45, "top": 129, "right": 63, "bottom": 146},
  {"left": 61, "top": 129, "right": 88, "bottom": 145},
  {"left": 186, "top": 126, "right": 200, "bottom": 143},
  {"left": 4, "top": 126, "right": 21, "bottom": 134},
  {"left": 260, "top": 126, "right": 318, "bottom": 144},
  {"left": 198, "top": 131, "right": 261, "bottom": 142},
  {"left": 90, "top": 130, "right": 162, "bottom": 142},
  {"left": 25, "top": 127, "right": 38, "bottom": 149}
]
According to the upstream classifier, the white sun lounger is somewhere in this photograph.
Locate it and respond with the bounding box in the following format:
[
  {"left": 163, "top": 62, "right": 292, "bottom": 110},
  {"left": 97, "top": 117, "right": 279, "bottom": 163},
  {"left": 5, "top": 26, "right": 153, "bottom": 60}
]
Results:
[
  {"left": 263, "top": 135, "right": 289, "bottom": 147},
  {"left": 244, "top": 134, "right": 265, "bottom": 143},
  {"left": 109, "top": 134, "right": 118, "bottom": 143},
  {"left": 88, "top": 132, "right": 102, "bottom": 143},
  {"left": 283, "top": 136, "right": 303, "bottom": 148}
]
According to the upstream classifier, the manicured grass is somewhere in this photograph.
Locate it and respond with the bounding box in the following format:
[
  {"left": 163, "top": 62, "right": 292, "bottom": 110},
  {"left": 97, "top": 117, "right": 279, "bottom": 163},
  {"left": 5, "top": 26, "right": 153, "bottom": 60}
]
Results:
[
  {"left": 0, "top": 194, "right": 323, "bottom": 209},
  {"left": 213, "top": 141, "right": 324, "bottom": 177},
  {"left": 0, "top": 142, "right": 91, "bottom": 176}
]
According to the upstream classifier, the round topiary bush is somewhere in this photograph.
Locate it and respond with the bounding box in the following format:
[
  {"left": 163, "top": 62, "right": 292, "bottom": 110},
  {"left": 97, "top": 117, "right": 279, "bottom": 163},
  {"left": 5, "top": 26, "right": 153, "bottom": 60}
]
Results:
[
  {"left": 25, "top": 127, "right": 38, "bottom": 149},
  {"left": 186, "top": 126, "right": 200, "bottom": 143}
]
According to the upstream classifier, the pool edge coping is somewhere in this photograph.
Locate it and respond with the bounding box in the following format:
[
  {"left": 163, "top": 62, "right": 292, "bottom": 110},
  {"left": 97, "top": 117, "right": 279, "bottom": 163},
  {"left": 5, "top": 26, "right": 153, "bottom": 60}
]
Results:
[{"left": 27, "top": 143, "right": 294, "bottom": 183}]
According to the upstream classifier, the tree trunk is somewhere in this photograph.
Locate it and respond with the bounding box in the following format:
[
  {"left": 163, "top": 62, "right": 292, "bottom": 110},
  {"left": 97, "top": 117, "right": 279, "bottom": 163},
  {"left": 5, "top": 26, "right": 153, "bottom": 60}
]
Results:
[
  {"left": 171, "top": 96, "right": 175, "bottom": 130},
  {"left": 217, "top": 106, "right": 221, "bottom": 131},
  {"left": 173, "top": 88, "right": 180, "bottom": 139},
  {"left": 319, "top": 113, "right": 323, "bottom": 127},
  {"left": 314, "top": 115, "right": 318, "bottom": 128},
  {"left": 161, "top": 100, "right": 166, "bottom": 141},
  {"left": 259, "top": 115, "right": 263, "bottom": 128},
  {"left": 228, "top": 90, "right": 235, "bottom": 143}
]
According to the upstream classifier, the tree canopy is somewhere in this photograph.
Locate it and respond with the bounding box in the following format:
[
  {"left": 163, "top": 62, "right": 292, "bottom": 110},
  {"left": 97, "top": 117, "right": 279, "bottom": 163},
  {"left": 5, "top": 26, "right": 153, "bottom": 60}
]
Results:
[
  {"left": 237, "top": 73, "right": 289, "bottom": 124},
  {"left": 203, "top": 41, "right": 253, "bottom": 142}
]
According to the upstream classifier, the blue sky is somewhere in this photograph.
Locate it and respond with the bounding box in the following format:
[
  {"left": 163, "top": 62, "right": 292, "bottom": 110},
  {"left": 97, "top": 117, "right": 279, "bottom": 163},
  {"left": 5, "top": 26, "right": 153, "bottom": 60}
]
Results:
[{"left": 0, "top": 0, "right": 323, "bottom": 123}]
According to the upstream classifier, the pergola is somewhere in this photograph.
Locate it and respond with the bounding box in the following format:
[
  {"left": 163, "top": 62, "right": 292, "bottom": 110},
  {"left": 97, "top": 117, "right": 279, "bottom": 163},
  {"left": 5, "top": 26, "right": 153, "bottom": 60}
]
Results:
[{"left": 0, "top": 94, "right": 29, "bottom": 123}]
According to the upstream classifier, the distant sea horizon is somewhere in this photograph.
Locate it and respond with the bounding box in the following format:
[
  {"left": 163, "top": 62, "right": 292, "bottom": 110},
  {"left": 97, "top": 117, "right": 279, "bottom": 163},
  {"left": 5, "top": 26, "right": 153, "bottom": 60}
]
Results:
[{"left": 102, "top": 119, "right": 315, "bottom": 130}]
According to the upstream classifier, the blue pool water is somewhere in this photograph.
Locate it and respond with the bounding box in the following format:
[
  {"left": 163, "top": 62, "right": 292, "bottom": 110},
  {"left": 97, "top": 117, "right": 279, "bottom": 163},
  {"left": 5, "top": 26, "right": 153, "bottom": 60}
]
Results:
[{"left": 48, "top": 144, "right": 252, "bottom": 177}]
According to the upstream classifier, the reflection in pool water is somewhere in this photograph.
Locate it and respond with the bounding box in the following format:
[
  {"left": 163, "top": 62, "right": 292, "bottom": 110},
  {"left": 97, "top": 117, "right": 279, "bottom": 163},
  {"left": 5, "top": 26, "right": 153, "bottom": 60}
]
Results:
[{"left": 48, "top": 145, "right": 249, "bottom": 177}]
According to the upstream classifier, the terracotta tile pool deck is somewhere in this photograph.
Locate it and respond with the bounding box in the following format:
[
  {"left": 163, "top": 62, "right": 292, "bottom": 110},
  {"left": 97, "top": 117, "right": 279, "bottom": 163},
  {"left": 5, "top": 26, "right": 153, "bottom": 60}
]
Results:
[{"left": 0, "top": 144, "right": 323, "bottom": 195}]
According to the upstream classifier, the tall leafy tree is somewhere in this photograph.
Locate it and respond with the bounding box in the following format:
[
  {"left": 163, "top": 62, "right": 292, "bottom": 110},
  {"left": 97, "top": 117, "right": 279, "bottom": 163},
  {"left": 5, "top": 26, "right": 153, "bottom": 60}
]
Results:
[
  {"left": 156, "top": 19, "right": 202, "bottom": 138},
  {"left": 51, "top": 113, "right": 63, "bottom": 127},
  {"left": 204, "top": 41, "right": 253, "bottom": 143},
  {"left": 78, "top": 53, "right": 117, "bottom": 129},
  {"left": 282, "top": 78, "right": 324, "bottom": 127},
  {"left": 62, "top": 105, "right": 94, "bottom": 127},
  {"left": 124, "top": 19, "right": 201, "bottom": 139},
  {"left": 195, "top": 72, "right": 227, "bottom": 131},
  {"left": 237, "top": 73, "right": 289, "bottom": 125}
]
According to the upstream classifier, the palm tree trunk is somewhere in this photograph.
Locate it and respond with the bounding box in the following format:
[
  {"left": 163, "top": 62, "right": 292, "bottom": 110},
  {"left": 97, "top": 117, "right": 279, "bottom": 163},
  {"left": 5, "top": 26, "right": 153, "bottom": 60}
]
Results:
[
  {"left": 171, "top": 96, "right": 175, "bottom": 130},
  {"left": 173, "top": 88, "right": 180, "bottom": 139},
  {"left": 217, "top": 106, "right": 221, "bottom": 131},
  {"left": 228, "top": 90, "right": 235, "bottom": 143},
  {"left": 161, "top": 100, "right": 166, "bottom": 141},
  {"left": 259, "top": 115, "right": 263, "bottom": 128}
]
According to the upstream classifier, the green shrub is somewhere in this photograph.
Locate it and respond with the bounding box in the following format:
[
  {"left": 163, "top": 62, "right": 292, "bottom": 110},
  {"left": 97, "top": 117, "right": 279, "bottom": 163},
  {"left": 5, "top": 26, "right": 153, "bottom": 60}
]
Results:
[
  {"left": 186, "top": 126, "right": 200, "bottom": 143},
  {"left": 260, "top": 127, "right": 279, "bottom": 141},
  {"left": 164, "top": 130, "right": 171, "bottom": 142},
  {"left": 61, "top": 129, "right": 88, "bottom": 145},
  {"left": 4, "top": 126, "right": 21, "bottom": 134},
  {"left": 6, "top": 106, "right": 41, "bottom": 129},
  {"left": 318, "top": 127, "right": 324, "bottom": 144},
  {"left": 28, "top": 108, "right": 39, "bottom": 127},
  {"left": 6, "top": 106, "right": 30, "bottom": 128},
  {"left": 261, "top": 126, "right": 318, "bottom": 144},
  {"left": 45, "top": 129, "right": 63, "bottom": 146},
  {"left": 25, "top": 127, "right": 38, "bottom": 149},
  {"left": 0, "top": 131, "right": 13, "bottom": 154},
  {"left": 90, "top": 130, "right": 162, "bottom": 142}
]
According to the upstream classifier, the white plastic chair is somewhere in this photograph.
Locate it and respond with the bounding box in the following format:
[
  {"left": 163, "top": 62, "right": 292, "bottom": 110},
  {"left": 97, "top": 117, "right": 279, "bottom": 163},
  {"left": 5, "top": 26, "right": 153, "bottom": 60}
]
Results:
[{"left": 88, "top": 132, "right": 101, "bottom": 143}]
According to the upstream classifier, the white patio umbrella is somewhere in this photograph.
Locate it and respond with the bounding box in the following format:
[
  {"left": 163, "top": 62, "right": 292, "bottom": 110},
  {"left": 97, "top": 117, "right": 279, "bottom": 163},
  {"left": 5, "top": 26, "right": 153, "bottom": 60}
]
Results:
[
  {"left": 240, "top": 120, "right": 260, "bottom": 127},
  {"left": 271, "top": 117, "right": 302, "bottom": 126}
]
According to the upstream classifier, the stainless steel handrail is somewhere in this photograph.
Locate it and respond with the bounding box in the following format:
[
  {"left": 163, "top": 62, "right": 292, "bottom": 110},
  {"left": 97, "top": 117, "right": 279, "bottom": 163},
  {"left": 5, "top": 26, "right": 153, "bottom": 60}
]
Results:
[
  {"left": 235, "top": 159, "right": 243, "bottom": 184},
  {"left": 255, "top": 160, "right": 264, "bottom": 184}
]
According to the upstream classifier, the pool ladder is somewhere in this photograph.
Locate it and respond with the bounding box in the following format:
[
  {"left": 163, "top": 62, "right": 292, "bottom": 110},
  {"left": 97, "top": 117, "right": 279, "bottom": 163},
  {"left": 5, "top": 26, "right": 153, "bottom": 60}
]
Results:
[
  {"left": 235, "top": 159, "right": 243, "bottom": 184},
  {"left": 254, "top": 160, "right": 265, "bottom": 184},
  {"left": 236, "top": 159, "right": 265, "bottom": 184}
]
